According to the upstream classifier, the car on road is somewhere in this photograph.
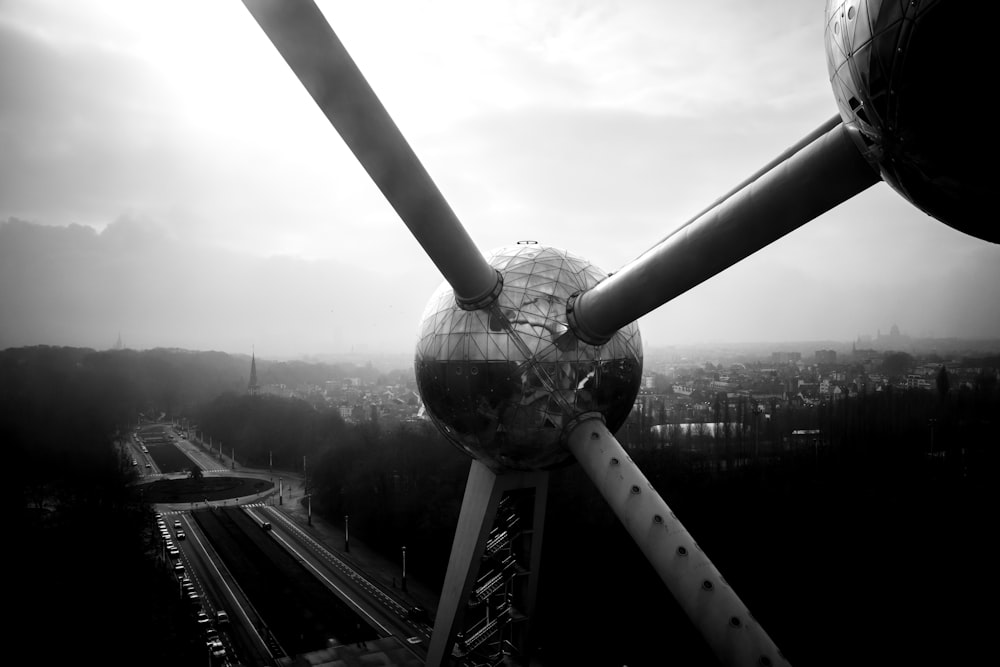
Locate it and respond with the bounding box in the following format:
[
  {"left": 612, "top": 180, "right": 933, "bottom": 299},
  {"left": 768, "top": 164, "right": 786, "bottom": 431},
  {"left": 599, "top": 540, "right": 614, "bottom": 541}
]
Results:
[
  {"left": 406, "top": 606, "right": 430, "bottom": 624},
  {"left": 215, "top": 610, "right": 229, "bottom": 625},
  {"left": 176, "top": 530, "right": 186, "bottom": 540},
  {"left": 207, "top": 639, "right": 226, "bottom": 659},
  {"left": 145, "top": 463, "right": 151, "bottom": 469},
  {"left": 173, "top": 520, "right": 182, "bottom": 530}
]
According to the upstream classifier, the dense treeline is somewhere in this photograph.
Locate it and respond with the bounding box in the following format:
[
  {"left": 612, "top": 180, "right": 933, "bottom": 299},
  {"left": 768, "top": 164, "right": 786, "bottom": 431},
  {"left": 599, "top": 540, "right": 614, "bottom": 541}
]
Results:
[
  {"left": 3, "top": 346, "right": 207, "bottom": 666},
  {"left": 194, "top": 381, "right": 997, "bottom": 665},
  {"left": 193, "top": 391, "right": 472, "bottom": 582},
  {"left": 2, "top": 344, "right": 381, "bottom": 421},
  {"left": 299, "top": 384, "right": 998, "bottom": 666},
  {"left": 8, "top": 344, "right": 997, "bottom": 666},
  {"left": 621, "top": 358, "right": 1000, "bottom": 455},
  {"left": 310, "top": 421, "right": 472, "bottom": 584},
  {"left": 196, "top": 392, "right": 349, "bottom": 470}
]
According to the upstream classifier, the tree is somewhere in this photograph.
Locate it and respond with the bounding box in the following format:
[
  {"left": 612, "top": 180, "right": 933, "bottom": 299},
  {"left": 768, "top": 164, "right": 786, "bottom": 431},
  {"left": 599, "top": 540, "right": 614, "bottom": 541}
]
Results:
[
  {"left": 936, "top": 365, "right": 950, "bottom": 398},
  {"left": 881, "top": 351, "right": 915, "bottom": 380}
]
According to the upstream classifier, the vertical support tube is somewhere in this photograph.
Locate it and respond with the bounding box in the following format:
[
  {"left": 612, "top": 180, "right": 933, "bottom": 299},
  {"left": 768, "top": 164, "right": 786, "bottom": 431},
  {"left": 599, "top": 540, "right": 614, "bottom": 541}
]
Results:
[
  {"left": 427, "top": 460, "right": 504, "bottom": 666},
  {"left": 427, "top": 461, "right": 550, "bottom": 666},
  {"left": 520, "top": 474, "right": 548, "bottom": 665},
  {"left": 565, "top": 417, "right": 790, "bottom": 667}
]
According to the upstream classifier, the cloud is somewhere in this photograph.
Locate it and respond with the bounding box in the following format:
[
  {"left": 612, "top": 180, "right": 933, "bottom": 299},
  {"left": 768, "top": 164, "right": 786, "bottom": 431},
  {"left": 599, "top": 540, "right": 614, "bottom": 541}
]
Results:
[
  {"left": 1, "top": 1, "right": 997, "bottom": 359},
  {"left": 0, "top": 217, "right": 441, "bottom": 356}
]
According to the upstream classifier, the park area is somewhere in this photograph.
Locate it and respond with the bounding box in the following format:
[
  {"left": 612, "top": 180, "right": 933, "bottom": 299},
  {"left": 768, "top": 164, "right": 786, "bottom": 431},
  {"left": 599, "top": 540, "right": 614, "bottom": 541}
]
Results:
[
  {"left": 192, "top": 508, "right": 376, "bottom": 653},
  {"left": 142, "top": 475, "right": 272, "bottom": 504},
  {"left": 138, "top": 431, "right": 273, "bottom": 503}
]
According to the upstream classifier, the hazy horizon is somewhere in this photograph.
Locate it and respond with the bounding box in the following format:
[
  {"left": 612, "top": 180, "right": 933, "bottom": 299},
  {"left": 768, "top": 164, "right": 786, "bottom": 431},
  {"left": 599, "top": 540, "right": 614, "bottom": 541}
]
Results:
[{"left": 3, "top": 1, "right": 999, "bottom": 358}]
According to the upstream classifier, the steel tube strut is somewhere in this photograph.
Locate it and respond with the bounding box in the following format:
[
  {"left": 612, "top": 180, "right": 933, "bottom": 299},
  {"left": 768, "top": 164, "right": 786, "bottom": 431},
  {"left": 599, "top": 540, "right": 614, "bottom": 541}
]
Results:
[
  {"left": 242, "top": 0, "right": 499, "bottom": 306},
  {"left": 566, "top": 416, "right": 790, "bottom": 667},
  {"left": 568, "top": 119, "right": 879, "bottom": 344}
]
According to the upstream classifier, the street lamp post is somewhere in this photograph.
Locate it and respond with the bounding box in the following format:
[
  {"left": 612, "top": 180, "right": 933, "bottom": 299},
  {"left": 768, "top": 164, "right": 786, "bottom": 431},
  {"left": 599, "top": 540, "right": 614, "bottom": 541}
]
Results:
[
  {"left": 401, "top": 545, "right": 407, "bottom": 592},
  {"left": 306, "top": 494, "right": 312, "bottom": 526},
  {"left": 303, "top": 455, "right": 307, "bottom": 494},
  {"left": 345, "top": 515, "right": 350, "bottom": 553}
]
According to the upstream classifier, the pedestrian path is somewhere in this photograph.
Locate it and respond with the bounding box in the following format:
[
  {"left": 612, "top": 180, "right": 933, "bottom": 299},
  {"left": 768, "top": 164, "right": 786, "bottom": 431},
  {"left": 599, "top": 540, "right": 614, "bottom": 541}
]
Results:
[
  {"left": 159, "top": 461, "right": 443, "bottom": 665},
  {"left": 287, "top": 636, "right": 423, "bottom": 666},
  {"left": 272, "top": 480, "right": 441, "bottom": 623}
]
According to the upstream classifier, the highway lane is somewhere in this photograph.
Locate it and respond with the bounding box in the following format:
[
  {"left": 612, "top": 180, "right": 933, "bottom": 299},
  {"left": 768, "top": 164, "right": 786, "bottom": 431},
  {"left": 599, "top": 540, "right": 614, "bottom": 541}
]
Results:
[
  {"left": 147, "top": 423, "right": 430, "bottom": 662},
  {"left": 245, "top": 505, "right": 430, "bottom": 661},
  {"left": 170, "top": 429, "right": 226, "bottom": 472},
  {"left": 173, "top": 509, "right": 283, "bottom": 666}
]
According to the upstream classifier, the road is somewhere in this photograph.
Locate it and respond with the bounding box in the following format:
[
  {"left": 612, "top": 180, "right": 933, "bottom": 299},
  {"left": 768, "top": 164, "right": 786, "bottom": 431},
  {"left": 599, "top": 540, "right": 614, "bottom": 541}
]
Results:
[{"left": 152, "top": 423, "right": 433, "bottom": 666}]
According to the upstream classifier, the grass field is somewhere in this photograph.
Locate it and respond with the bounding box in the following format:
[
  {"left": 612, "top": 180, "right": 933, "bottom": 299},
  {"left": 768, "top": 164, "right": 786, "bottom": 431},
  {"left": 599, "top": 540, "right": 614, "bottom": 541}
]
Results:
[{"left": 143, "top": 476, "right": 273, "bottom": 503}]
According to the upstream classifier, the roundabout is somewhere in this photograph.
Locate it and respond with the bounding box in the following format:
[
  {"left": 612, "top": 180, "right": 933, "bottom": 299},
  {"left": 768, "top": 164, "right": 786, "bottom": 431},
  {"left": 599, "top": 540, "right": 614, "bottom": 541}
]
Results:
[{"left": 141, "top": 475, "right": 274, "bottom": 505}]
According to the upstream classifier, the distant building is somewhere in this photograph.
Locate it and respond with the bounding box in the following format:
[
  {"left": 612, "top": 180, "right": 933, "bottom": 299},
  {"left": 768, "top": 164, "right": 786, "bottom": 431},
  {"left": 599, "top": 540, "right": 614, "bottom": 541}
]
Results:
[
  {"left": 248, "top": 351, "right": 260, "bottom": 396},
  {"left": 815, "top": 349, "right": 837, "bottom": 364},
  {"left": 906, "top": 374, "right": 932, "bottom": 390},
  {"left": 710, "top": 380, "right": 736, "bottom": 392}
]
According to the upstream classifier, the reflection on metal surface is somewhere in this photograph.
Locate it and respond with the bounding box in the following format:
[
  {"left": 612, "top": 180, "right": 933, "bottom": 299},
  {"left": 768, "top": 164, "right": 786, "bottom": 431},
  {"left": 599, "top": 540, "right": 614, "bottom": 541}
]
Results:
[
  {"left": 825, "top": 0, "right": 991, "bottom": 241},
  {"left": 415, "top": 245, "right": 642, "bottom": 472}
]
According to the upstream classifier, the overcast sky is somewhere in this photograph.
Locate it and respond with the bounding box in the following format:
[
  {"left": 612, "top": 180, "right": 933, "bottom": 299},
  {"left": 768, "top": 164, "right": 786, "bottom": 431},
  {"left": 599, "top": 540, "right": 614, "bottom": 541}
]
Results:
[{"left": 2, "top": 0, "right": 998, "bottom": 359}]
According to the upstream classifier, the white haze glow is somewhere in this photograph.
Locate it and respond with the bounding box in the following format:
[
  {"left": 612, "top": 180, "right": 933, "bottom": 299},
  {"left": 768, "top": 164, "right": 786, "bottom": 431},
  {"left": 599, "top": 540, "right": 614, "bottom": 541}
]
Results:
[{"left": 2, "top": 0, "right": 998, "bottom": 358}]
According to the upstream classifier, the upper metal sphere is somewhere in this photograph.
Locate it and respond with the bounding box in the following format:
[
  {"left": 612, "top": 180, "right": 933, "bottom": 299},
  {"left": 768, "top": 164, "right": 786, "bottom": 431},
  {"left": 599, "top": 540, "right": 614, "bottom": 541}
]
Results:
[
  {"left": 825, "top": 0, "right": 993, "bottom": 242},
  {"left": 415, "top": 244, "right": 643, "bottom": 473}
]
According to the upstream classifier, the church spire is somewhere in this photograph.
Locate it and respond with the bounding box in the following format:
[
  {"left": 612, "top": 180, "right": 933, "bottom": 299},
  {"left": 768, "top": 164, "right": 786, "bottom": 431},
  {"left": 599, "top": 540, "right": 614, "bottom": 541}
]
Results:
[{"left": 248, "top": 348, "right": 260, "bottom": 396}]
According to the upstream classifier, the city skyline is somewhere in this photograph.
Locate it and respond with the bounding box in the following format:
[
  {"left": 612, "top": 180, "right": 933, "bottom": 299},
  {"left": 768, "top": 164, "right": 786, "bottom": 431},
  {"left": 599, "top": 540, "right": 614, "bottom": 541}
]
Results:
[{"left": 2, "top": 0, "right": 999, "bottom": 357}]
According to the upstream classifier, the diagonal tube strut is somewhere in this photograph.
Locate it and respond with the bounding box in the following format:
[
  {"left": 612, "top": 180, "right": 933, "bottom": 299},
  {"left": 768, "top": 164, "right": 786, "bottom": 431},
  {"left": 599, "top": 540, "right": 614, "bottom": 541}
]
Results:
[
  {"left": 566, "top": 415, "right": 790, "bottom": 667},
  {"left": 567, "top": 119, "right": 879, "bottom": 344},
  {"left": 241, "top": 0, "right": 500, "bottom": 307}
]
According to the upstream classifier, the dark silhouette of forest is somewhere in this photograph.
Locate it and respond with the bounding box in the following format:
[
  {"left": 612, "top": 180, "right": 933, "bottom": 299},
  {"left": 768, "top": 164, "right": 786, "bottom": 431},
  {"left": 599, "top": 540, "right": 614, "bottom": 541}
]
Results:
[
  {"left": 8, "top": 345, "right": 999, "bottom": 666},
  {"left": 5, "top": 346, "right": 208, "bottom": 665}
]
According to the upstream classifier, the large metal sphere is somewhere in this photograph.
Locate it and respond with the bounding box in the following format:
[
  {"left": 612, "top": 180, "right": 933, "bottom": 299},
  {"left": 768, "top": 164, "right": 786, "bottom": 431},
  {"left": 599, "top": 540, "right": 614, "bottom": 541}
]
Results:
[
  {"left": 825, "top": 0, "right": 993, "bottom": 242},
  {"left": 415, "top": 244, "right": 643, "bottom": 473}
]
